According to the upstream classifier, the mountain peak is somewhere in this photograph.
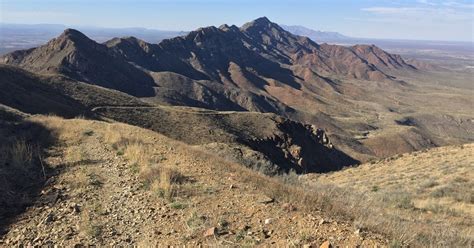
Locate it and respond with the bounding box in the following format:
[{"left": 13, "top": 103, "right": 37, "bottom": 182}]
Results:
[
  {"left": 54, "top": 28, "right": 97, "bottom": 49},
  {"left": 59, "top": 28, "right": 89, "bottom": 41},
  {"left": 253, "top": 16, "right": 271, "bottom": 24},
  {"left": 241, "top": 16, "right": 278, "bottom": 31}
]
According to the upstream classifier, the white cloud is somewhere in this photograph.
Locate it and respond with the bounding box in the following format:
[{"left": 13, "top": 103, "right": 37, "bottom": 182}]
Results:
[
  {"left": 442, "top": 1, "right": 474, "bottom": 8},
  {"left": 3, "top": 11, "right": 76, "bottom": 20},
  {"left": 361, "top": 4, "right": 473, "bottom": 21}
]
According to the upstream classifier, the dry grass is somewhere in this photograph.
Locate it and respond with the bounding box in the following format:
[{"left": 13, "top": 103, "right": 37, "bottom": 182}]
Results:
[
  {"left": 145, "top": 166, "right": 183, "bottom": 199},
  {"left": 0, "top": 114, "right": 55, "bottom": 224},
  {"left": 9, "top": 139, "right": 34, "bottom": 168},
  {"left": 173, "top": 143, "right": 472, "bottom": 247},
  {"left": 79, "top": 207, "right": 103, "bottom": 240},
  {"left": 25, "top": 115, "right": 472, "bottom": 247},
  {"left": 96, "top": 117, "right": 473, "bottom": 247},
  {"left": 101, "top": 123, "right": 184, "bottom": 200},
  {"left": 303, "top": 144, "right": 474, "bottom": 247},
  {"left": 33, "top": 116, "right": 185, "bottom": 201}
]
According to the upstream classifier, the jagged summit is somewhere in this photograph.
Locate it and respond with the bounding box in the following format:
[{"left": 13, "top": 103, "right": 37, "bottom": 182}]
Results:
[
  {"left": 54, "top": 28, "right": 97, "bottom": 47},
  {"left": 240, "top": 16, "right": 285, "bottom": 33},
  {"left": 59, "top": 28, "right": 87, "bottom": 39},
  {"left": 219, "top": 24, "right": 239, "bottom": 32},
  {"left": 0, "top": 16, "right": 418, "bottom": 121},
  {"left": 241, "top": 16, "right": 272, "bottom": 28}
]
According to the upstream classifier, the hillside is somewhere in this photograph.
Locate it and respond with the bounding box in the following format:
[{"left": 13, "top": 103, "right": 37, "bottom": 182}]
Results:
[
  {"left": 303, "top": 144, "right": 474, "bottom": 247},
  {"left": 0, "top": 110, "right": 387, "bottom": 246},
  {"left": 1, "top": 29, "right": 155, "bottom": 97},
  {"left": 0, "top": 65, "right": 355, "bottom": 174},
  {"left": 0, "top": 65, "right": 149, "bottom": 117},
  {"left": 93, "top": 105, "right": 357, "bottom": 173}
]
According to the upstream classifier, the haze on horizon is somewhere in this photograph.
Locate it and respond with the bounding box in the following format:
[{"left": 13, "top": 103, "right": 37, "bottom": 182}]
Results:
[{"left": 1, "top": 0, "right": 473, "bottom": 42}]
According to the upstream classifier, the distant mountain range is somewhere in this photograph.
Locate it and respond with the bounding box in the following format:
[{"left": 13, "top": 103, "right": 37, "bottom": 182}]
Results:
[
  {"left": 0, "top": 17, "right": 422, "bottom": 160},
  {"left": 1, "top": 17, "right": 415, "bottom": 98},
  {"left": 0, "top": 23, "right": 185, "bottom": 54},
  {"left": 3, "top": 17, "right": 471, "bottom": 168},
  {"left": 280, "top": 25, "right": 352, "bottom": 42},
  {"left": 2, "top": 22, "right": 472, "bottom": 56}
]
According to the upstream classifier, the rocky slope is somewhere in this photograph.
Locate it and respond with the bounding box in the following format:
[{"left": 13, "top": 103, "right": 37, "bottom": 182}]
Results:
[
  {"left": 0, "top": 65, "right": 149, "bottom": 117},
  {"left": 0, "top": 112, "right": 387, "bottom": 246},
  {"left": 1, "top": 29, "right": 155, "bottom": 97},
  {"left": 0, "top": 65, "right": 355, "bottom": 174},
  {"left": 93, "top": 106, "right": 357, "bottom": 173},
  {"left": 1, "top": 17, "right": 416, "bottom": 113}
]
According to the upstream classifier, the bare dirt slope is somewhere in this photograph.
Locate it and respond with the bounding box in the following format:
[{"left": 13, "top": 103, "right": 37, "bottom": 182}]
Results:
[{"left": 0, "top": 114, "right": 386, "bottom": 247}]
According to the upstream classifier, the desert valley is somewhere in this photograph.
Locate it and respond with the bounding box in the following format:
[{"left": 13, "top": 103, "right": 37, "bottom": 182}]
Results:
[{"left": 0, "top": 14, "right": 473, "bottom": 247}]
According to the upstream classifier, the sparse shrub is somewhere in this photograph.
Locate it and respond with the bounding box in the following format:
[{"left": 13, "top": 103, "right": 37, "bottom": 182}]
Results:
[
  {"left": 9, "top": 139, "right": 34, "bottom": 168},
  {"left": 144, "top": 165, "right": 184, "bottom": 200},
  {"left": 103, "top": 124, "right": 123, "bottom": 147},
  {"left": 235, "top": 230, "right": 246, "bottom": 242},
  {"left": 279, "top": 169, "right": 300, "bottom": 185},
  {"left": 425, "top": 204, "right": 458, "bottom": 216},
  {"left": 88, "top": 172, "right": 103, "bottom": 187},
  {"left": 80, "top": 210, "right": 103, "bottom": 239},
  {"left": 124, "top": 142, "right": 147, "bottom": 167},
  {"left": 389, "top": 239, "right": 403, "bottom": 248},
  {"left": 371, "top": 185, "right": 380, "bottom": 192},
  {"left": 298, "top": 229, "right": 314, "bottom": 244},
  {"left": 420, "top": 179, "right": 439, "bottom": 189},
  {"left": 83, "top": 130, "right": 94, "bottom": 136},
  {"left": 64, "top": 145, "right": 85, "bottom": 163},
  {"left": 129, "top": 163, "right": 140, "bottom": 174},
  {"left": 170, "top": 201, "right": 186, "bottom": 209},
  {"left": 87, "top": 224, "right": 103, "bottom": 238},
  {"left": 186, "top": 211, "right": 207, "bottom": 230},
  {"left": 430, "top": 186, "right": 454, "bottom": 198},
  {"left": 396, "top": 195, "right": 415, "bottom": 209}
]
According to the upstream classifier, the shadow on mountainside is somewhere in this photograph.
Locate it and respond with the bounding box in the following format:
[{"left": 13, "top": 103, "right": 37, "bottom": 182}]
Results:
[
  {"left": 246, "top": 121, "right": 359, "bottom": 173},
  {"left": 0, "top": 66, "right": 92, "bottom": 118},
  {"left": 0, "top": 109, "right": 58, "bottom": 236}
]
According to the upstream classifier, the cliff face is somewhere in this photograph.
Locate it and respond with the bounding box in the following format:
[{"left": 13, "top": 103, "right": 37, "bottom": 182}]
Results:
[{"left": 248, "top": 119, "right": 357, "bottom": 173}]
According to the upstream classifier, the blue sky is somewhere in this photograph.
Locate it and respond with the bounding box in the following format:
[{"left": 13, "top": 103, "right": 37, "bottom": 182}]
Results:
[{"left": 1, "top": 0, "right": 473, "bottom": 41}]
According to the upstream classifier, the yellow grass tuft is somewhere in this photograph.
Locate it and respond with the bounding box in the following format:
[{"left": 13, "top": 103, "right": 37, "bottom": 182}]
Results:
[{"left": 9, "top": 139, "right": 34, "bottom": 168}]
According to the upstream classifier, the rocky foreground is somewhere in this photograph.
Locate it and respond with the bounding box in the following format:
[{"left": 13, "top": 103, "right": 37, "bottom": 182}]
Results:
[{"left": 0, "top": 115, "right": 386, "bottom": 246}]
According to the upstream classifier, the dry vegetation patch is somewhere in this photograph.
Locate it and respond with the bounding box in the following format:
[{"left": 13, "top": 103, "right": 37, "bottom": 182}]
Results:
[
  {"left": 305, "top": 144, "right": 474, "bottom": 247},
  {"left": 0, "top": 113, "right": 55, "bottom": 228},
  {"left": 8, "top": 114, "right": 470, "bottom": 247}
]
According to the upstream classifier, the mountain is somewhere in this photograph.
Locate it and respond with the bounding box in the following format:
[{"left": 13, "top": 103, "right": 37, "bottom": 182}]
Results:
[
  {"left": 2, "top": 29, "right": 155, "bottom": 96},
  {"left": 1, "top": 17, "right": 417, "bottom": 118},
  {"left": 0, "top": 65, "right": 149, "bottom": 117},
  {"left": 0, "top": 64, "right": 355, "bottom": 173},
  {"left": 4, "top": 17, "right": 469, "bottom": 163},
  {"left": 280, "top": 25, "right": 351, "bottom": 41},
  {"left": 0, "top": 23, "right": 185, "bottom": 55},
  {"left": 0, "top": 17, "right": 472, "bottom": 248}
]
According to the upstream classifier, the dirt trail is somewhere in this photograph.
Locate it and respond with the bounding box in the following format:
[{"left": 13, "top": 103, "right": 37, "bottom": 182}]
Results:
[{"left": 91, "top": 105, "right": 244, "bottom": 115}]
